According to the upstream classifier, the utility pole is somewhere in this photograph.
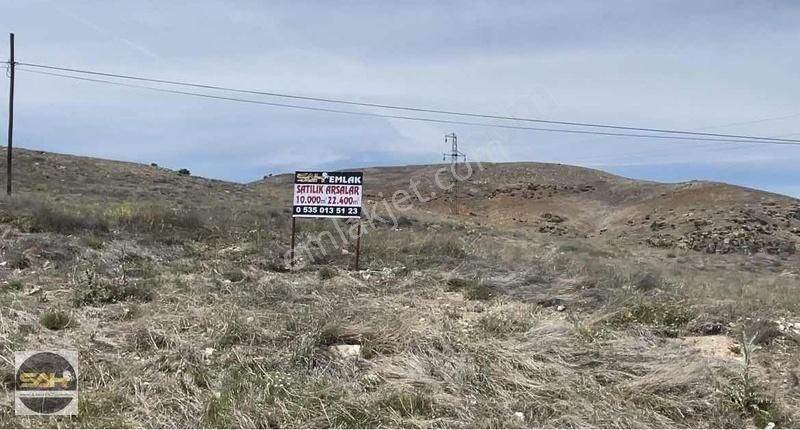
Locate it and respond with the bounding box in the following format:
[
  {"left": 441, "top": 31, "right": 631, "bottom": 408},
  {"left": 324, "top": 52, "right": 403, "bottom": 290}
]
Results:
[
  {"left": 442, "top": 133, "right": 466, "bottom": 214},
  {"left": 6, "top": 33, "right": 14, "bottom": 195}
]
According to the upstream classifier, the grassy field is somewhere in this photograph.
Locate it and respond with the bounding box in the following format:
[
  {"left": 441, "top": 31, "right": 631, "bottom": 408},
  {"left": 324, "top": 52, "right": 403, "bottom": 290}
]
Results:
[{"left": 0, "top": 148, "right": 799, "bottom": 428}]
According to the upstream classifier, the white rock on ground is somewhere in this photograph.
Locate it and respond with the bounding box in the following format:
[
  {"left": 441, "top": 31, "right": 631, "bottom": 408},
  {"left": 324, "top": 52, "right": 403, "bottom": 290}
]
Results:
[
  {"left": 203, "top": 347, "right": 216, "bottom": 362},
  {"left": 329, "top": 344, "right": 361, "bottom": 359}
]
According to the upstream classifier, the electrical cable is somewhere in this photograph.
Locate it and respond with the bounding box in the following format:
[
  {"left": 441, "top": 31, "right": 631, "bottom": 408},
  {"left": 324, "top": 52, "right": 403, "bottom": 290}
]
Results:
[
  {"left": 16, "top": 61, "right": 800, "bottom": 145},
  {"left": 16, "top": 67, "right": 800, "bottom": 147}
]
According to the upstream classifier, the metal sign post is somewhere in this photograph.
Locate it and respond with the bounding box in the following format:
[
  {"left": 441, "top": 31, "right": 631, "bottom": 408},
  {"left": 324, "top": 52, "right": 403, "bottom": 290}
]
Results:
[
  {"left": 354, "top": 221, "right": 362, "bottom": 271},
  {"left": 290, "top": 217, "right": 296, "bottom": 271},
  {"left": 290, "top": 171, "right": 364, "bottom": 272}
]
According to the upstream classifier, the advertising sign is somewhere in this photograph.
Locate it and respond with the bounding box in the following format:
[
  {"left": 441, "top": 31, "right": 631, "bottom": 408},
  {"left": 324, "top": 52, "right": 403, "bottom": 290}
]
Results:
[{"left": 292, "top": 171, "right": 363, "bottom": 218}]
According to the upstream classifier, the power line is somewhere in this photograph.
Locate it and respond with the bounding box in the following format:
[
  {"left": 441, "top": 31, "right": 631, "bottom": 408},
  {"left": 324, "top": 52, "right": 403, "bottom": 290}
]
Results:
[
  {"left": 16, "top": 67, "right": 800, "bottom": 147},
  {"left": 14, "top": 61, "right": 800, "bottom": 145}
]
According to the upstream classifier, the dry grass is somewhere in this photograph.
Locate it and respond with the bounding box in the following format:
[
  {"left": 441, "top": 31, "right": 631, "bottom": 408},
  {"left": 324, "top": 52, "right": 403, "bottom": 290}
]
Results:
[{"left": 1, "top": 156, "right": 798, "bottom": 427}]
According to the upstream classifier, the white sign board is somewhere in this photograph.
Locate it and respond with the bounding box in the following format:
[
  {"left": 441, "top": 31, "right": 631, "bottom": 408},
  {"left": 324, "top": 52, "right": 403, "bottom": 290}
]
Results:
[{"left": 292, "top": 171, "right": 363, "bottom": 218}]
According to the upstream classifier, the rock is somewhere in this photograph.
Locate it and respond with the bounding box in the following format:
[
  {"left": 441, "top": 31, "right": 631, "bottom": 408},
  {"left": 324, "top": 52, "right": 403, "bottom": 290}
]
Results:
[
  {"left": 541, "top": 213, "right": 566, "bottom": 223},
  {"left": 699, "top": 321, "right": 725, "bottom": 335},
  {"left": 361, "top": 373, "right": 382, "bottom": 387},
  {"left": 329, "top": 344, "right": 361, "bottom": 359},
  {"left": 556, "top": 305, "right": 566, "bottom": 312},
  {"left": 537, "top": 298, "right": 563, "bottom": 308},
  {"left": 92, "top": 335, "right": 120, "bottom": 349},
  {"left": 203, "top": 347, "right": 216, "bottom": 362},
  {"left": 513, "top": 412, "right": 525, "bottom": 422}
]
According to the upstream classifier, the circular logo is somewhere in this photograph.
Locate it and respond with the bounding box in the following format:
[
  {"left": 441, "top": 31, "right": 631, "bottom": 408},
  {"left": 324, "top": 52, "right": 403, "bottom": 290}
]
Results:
[{"left": 16, "top": 351, "right": 78, "bottom": 415}]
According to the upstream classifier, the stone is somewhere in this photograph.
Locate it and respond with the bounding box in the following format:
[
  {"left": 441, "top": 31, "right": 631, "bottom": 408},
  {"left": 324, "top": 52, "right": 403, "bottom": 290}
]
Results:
[
  {"left": 329, "top": 344, "right": 361, "bottom": 359},
  {"left": 699, "top": 321, "right": 725, "bottom": 335}
]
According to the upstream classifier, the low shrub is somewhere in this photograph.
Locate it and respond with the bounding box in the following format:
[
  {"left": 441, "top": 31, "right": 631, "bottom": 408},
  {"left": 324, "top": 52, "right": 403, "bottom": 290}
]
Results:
[
  {"left": 613, "top": 302, "right": 694, "bottom": 330},
  {"left": 31, "top": 204, "right": 108, "bottom": 234},
  {"left": 103, "top": 203, "right": 206, "bottom": 235},
  {"left": 222, "top": 269, "right": 246, "bottom": 283},
  {"left": 130, "top": 327, "right": 174, "bottom": 351},
  {"left": 319, "top": 266, "right": 337, "bottom": 280},
  {"left": 417, "top": 238, "right": 466, "bottom": 260},
  {"left": 3, "top": 198, "right": 108, "bottom": 234},
  {"left": 463, "top": 283, "right": 496, "bottom": 301},
  {"left": 445, "top": 277, "right": 474, "bottom": 290},
  {"left": 73, "top": 270, "right": 155, "bottom": 307},
  {"left": 6, "top": 250, "right": 32, "bottom": 270},
  {"left": 446, "top": 277, "right": 495, "bottom": 300},
  {"left": 744, "top": 319, "right": 783, "bottom": 346},
  {"left": 40, "top": 309, "right": 72, "bottom": 330},
  {"left": 6, "top": 280, "right": 24, "bottom": 291}
]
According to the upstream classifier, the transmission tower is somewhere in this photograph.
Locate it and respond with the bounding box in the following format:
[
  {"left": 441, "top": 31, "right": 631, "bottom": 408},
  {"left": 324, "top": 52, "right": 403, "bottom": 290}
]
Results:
[{"left": 442, "top": 133, "right": 467, "bottom": 214}]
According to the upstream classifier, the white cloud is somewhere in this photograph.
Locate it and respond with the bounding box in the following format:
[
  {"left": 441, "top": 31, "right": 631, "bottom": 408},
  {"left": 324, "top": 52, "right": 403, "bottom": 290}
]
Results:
[{"left": 0, "top": 0, "right": 798, "bottom": 194}]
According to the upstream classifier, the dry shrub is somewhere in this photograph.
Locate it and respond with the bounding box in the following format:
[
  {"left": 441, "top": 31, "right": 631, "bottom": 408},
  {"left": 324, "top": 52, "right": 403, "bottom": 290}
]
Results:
[
  {"left": 30, "top": 204, "right": 108, "bottom": 234},
  {"left": 130, "top": 327, "right": 175, "bottom": 351},
  {"left": 214, "top": 315, "right": 265, "bottom": 349},
  {"left": 40, "top": 309, "right": 73, "bottom": 330},
  {"left": 477, "top": 301, "right": 539, "bottom": 337},
  {"left": 744, "top": 319, "right": 784, "bottom": 346},
  {"left": 104, "top": 203, "right": 205, "bottom": 235},
  {"left": 369, "top": 319, "right": 751, "bottom": 428},
  {"left": 2, "top": 196, "right": 108, "bottom": 234},
  {"left": 5, "top": 249, "right": 32, "bottom": 269},
  {"left": 73, "top": 269, "right": 155, "bottom": 307},
  {"left": 445, "top": 277, "right": 496, "bottom": 301},
  {"left": 318, "top": 266, "right": 337, "bottom": 280}
]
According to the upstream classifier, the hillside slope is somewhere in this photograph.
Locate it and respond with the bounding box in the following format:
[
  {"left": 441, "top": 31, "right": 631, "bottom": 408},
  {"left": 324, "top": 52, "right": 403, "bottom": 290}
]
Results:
[
  {"left": 257, "top": 161, "right": 800, "bottom": 256},
  {"left": 1, "top": 148, "right": 798, "bottom": 428},
  {"left": 1, "top": 147, "right": 256, "bottom": 206}
]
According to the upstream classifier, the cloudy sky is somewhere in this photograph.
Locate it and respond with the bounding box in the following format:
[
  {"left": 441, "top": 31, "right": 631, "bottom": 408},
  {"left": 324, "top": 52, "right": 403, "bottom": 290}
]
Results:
[{"left": 1, "top": 1, "right": 799, "bottom": 196}]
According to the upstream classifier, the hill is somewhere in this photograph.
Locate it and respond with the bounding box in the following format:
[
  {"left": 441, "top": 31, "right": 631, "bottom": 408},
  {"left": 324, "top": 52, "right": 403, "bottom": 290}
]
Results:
[
  {"left": 258, "top": 161, "right": 800, "bottom": 256},
  {"left": 1, "top": 147, "right": 799, "bottom": 428}
]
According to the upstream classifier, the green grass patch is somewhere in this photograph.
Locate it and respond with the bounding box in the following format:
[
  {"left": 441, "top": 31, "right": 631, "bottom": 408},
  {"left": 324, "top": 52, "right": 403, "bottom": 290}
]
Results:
[
  {"left": 40, "top": 309, "right": 73, "bottom": 330},
  {"left": 610, "top": 302, "right": 694, "bottom": 336}
]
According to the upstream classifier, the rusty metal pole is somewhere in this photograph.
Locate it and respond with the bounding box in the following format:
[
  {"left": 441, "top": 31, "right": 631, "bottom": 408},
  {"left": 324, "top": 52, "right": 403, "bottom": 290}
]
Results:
[
  {"left": 354, "top": 221, "right": 362, "bottom": 270},
  {"left": 290, "top": 217, "right": 296, "bottom": 271}
]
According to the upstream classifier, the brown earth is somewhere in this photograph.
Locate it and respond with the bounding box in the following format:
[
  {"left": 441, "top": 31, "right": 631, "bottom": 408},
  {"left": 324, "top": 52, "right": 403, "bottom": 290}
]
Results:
[
  {"left": 0, "top": 146, "right": 798, "bottom": 428},
  {"left": 258, "top": 161, "right": 800, "bottom": 257}
]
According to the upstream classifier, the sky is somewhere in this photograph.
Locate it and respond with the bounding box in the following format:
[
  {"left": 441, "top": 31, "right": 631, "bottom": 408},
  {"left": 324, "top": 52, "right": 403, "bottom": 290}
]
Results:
[{"left": 1, "top": 0, "right": 799, "bottom": 196}]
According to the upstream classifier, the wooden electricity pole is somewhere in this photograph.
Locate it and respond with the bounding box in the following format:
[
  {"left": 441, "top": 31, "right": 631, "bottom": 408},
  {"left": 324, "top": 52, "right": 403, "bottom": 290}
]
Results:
[{"left": 6, "top": 33, "right": 15, "bottom": 195}]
